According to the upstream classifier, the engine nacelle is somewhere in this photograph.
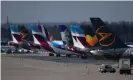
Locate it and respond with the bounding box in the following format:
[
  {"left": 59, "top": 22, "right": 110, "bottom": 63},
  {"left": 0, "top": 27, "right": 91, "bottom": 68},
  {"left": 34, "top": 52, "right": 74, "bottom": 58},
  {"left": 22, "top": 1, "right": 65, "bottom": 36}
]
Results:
[
  {"left": 122, "top": 48, "right": 133, "bottom": 59},
  {"left": 29, "top": 43, "right": 41, "bottom": 49},
  {"left": 8, "top": 41, "right": 19, "bottom": 48}
]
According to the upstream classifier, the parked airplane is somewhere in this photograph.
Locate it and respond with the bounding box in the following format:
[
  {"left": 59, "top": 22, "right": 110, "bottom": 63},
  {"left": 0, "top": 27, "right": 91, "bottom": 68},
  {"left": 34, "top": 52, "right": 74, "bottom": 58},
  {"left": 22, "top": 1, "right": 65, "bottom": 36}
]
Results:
[
  {"left": 59, "top": 25, "right": 88, "bottom": 53},
  {"left": 8, "top": 25, "right": 31, "bottom": 49},
  {"left": 58, "top": 25, "right": 91, "bottom": 59},
  {"left": 89, "top": 17, "right": 133, "bottom": 60},
  {"left": 8, "top": 25, "right": 41, "bottom": 50},
  {"left": 30, "top": 24, "right": 78, "bottom": 57}
]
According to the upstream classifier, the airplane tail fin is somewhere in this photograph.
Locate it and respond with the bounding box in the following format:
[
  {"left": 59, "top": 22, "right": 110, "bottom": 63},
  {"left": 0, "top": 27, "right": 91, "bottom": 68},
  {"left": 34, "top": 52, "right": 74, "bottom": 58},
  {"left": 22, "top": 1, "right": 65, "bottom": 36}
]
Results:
[
  {"left": 10, "top": 25, "right": 22, "bottom": 42},
  {"left": 58, "top": 25, "right": 73, "bottom": 46},
  {"left": 19, "top": 25, "right": 29, "bottom": 41},
  {"left": 38, "top": 25, "right": 55, "bottom": 41},
  {"left": 90, "top": 17, "right": 128, "bottom": 49},
  {"left": 81, "top": 25, "right": 99, "bottom": 47},
  {"left": 30, "top": 24, "right": 54, "bottom": 51},
  {"left": 38, "top": 25, "right": 49, "bottom": 40},
  {"left": 30, "top": 24, "right": 46, "bottom": 44},
  {"left": 69, "top": 25, "right": 88, "bottom": 48}
]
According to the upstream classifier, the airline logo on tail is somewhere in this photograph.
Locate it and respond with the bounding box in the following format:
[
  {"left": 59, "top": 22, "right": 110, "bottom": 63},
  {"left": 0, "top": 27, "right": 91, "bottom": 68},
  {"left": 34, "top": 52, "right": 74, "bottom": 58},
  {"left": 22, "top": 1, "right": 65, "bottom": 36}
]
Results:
[
  {"left": 96, "top": 26, "right": 116, "bottom": 46},
  {"left": 37, "top": 25, "right": 55, "bottom": 41},
  {"left": 70, "top": 25, "right": 89, "bottom": 48},
  {"left": 90, "top": 17, "right": 128, "bottom": 48},
  {"left": 85, "top": 35, "right": 98, "bottom": 46},
  {"left": 10, "top": 25, "right": 22, "bottom": 42},
  {"left": 59, "top": 25, "right": 73, "bottom": 46},
  {"left": 31, "top": 24, "right": 44, "bottom": 44},
  {"left": 20, "top": 27, "right": 29, "bottom": 41},
  {"left": 80, "top": 25, "right": 98, "bottom": 46}
]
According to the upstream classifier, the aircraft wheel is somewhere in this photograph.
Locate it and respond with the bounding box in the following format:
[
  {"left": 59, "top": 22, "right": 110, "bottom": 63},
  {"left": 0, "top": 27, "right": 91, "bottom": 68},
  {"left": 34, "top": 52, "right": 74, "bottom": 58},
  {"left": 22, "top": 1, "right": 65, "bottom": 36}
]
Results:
[
  {"left": 81, "top": 55, "right": 87, "bottom": 59},
  {"left": 49, "top": 53, "right": 54, "bottom": 56},
  {"left": 66, "top": 54, "right": 71, "bottom": 57},
  {"left": 56, "top": 54, "right": 61, "bottom": 57},
  {"left": 76, "top": 55, "right": 80, "bottom": 58}
]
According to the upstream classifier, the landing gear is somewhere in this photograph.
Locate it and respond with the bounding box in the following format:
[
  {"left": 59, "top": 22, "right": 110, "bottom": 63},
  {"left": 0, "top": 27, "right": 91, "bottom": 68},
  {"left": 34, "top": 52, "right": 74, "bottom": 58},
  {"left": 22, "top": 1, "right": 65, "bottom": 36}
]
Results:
[
  {"left": 56, "top": 54, "right": 61, "bottom": 57},
  {"left": 49, "top": 53, "right": 54, "bottom": 56},
  {"left": 76, "top": 55, "right": 80, "bottom": 58},
  {"left": 80, "top": 54, "right": 88, "bottom": 60},
  {"left": 66, "top": 54, "right": 71, "bottom": 57}
]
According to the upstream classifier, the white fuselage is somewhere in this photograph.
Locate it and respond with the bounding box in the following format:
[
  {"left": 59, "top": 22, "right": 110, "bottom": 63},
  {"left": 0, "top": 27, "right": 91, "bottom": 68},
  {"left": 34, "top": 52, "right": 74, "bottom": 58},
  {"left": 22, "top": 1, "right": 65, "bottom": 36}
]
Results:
[
  {"left": 47, "top": 41, "right": 78, "bottom": 55},
  {"left": 90, "top": 48, "right": 133, "bottom": 60}
]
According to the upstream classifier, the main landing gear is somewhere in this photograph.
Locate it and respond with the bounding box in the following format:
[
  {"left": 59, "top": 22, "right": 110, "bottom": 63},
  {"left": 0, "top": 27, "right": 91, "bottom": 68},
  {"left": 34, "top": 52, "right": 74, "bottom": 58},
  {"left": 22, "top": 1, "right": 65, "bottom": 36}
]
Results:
[
  {"left": 49, "top": 53, "right": 54, "bottom": 56},
  {"left": 80, "top": 54, "right": 88, "bottom": 60},
  {"left": 66, "top": 54, "right": 71, "bottom": 57},
  {"left": 56, "top": 54, "right": 61, "bottom": 57}
]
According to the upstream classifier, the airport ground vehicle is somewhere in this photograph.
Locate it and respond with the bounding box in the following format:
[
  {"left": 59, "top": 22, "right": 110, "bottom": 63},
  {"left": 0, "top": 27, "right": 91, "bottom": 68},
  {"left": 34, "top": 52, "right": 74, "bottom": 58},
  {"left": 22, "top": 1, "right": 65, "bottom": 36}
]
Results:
[
  {"left": 119, "top": 59, "right": 131, "bottom": 74},
  {"left": 99, "top": 64, "right": 116, "bottom": 73}
]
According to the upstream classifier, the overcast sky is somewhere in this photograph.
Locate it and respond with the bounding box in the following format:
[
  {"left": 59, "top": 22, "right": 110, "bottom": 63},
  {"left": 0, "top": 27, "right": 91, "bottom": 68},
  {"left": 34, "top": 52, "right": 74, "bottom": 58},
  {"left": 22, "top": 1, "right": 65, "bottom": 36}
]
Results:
[{"left": 1, "top": 1, "right": 133, "bottom": 23}]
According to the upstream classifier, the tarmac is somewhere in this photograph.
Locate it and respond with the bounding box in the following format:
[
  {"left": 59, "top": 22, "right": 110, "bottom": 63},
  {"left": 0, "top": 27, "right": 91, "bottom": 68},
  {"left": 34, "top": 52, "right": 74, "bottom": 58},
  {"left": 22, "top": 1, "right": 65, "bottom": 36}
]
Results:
[{"left": 1, "top": 53, "right": 133, "bottom": 80}]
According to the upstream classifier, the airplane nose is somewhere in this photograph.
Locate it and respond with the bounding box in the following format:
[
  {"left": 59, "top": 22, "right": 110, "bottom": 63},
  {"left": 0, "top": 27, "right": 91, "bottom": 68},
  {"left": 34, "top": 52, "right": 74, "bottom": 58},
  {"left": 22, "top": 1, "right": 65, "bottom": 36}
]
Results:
[
  {"left": 90, "top": 50, "right": 98, "bottom": 55},
  {"left": 90, "top": 50, "right": 104, "bottom": 56}
]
